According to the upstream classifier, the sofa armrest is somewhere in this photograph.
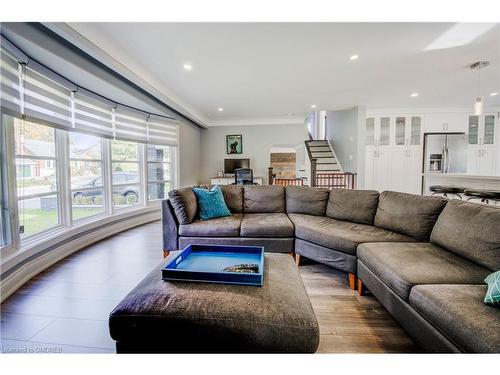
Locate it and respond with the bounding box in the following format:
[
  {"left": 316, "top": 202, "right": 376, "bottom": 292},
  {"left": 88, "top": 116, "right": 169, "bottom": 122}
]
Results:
[{"left": 162, "top": 199, "right": 179, "bottom": 256}]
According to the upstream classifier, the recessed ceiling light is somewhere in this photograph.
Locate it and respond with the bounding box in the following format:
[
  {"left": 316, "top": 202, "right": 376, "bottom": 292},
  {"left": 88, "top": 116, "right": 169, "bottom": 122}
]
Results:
[
  {"left": 183, "top": 63, "right": 192, "bottom": 71},
  {"left": 411, "top": 92, "right": 419, "bottom": 97},
  {"left": 490, "top": 92, "right": 499, "bottom": 96},
  {"left": 310, "top": 104, "right": 317, "bottom": 109},
  {"left": 217, "top": 107, "right": 224, "bottom": 112},
  {"left": 349, "top": 54, "right": 359, "bottom": 61}
]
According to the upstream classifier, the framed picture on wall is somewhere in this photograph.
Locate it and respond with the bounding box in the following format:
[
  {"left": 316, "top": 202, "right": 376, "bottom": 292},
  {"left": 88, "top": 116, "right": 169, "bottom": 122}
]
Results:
[{"left": 226, "top": 134, "right": 243, "bottom": 154}]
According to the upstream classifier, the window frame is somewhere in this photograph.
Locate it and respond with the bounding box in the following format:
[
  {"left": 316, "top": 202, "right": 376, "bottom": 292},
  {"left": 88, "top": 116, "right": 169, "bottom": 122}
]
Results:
[
  {"left": 110, "top": 139, "right": 144, "bottom": 210},
  {"left": 68, "top": 132, "right": 107, "bottom": 223},
  {"left": 146, "top": 144, "right": 176, "bottom": 201},
  {"left": 14, "top": 119, "right": 63, "bottom": 240}
]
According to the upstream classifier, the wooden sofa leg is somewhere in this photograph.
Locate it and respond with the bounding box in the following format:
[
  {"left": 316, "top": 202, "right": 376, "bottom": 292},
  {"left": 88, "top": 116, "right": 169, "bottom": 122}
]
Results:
[
  {"left": 357, "top": 278, "right": 366, "bottom": 296},
  {"left": 348, "top": 273, "right": 356, "bottom": 290},
  {"left": 294, "top": 254, "right": 301, "bottom": 266},
  {"left": 163, "top": 249, "right": 170, "bottom": 258}
]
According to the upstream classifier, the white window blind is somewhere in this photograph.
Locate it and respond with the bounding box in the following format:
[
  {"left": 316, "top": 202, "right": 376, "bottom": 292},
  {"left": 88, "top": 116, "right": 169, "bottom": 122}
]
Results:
[
  {"left": 148, "top": 115, "right": 179, "bottom": 146},
  {"left": 1, "top": 42, "right": 180, "bottom": 147},
  {"left": 73, "top": 90, "right": 115, "bottom": 139},
  {"left": 0, "top": 49, "right": 23, "bottom": 118},
  {"left": 23, "top": 64, "right": 74, "bottom": 130},
  {"left": 114, "top": 106, "right": 149, "bottom": 143}
]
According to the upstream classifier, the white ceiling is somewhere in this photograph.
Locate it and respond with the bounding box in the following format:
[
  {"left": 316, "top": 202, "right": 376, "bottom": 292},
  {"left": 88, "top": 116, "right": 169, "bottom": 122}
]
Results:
[{"left": 67, "top": 22, "right": 500, "bottom": 126}]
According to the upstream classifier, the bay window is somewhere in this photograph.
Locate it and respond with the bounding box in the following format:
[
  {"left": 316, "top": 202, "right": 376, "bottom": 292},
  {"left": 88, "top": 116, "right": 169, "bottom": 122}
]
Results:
[
  {"left": 147, "top": 144, "right": 174, "bottom": 201},
  {"left": 14, "top": 119, "right": 60, "bottom": 238},
  {"left": 111, "top": 140, "right": 141, "bottom": 207},
  {"left": 69, "top": 132, "right": 105, "bottom": 221},
  {"left": 0, "top": 41, "right": 179, "bottom": 252}
]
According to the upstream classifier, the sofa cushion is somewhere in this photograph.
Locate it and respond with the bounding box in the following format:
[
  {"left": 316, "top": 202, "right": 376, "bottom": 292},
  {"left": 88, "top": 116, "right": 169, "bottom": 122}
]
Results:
[
  {"left": 357, "top": 242, "right": 490, "bottom": 300},
  {"left": 286, "top": 186, "right": 330, "bottom": 216},
  {"left": 240, "top": 213, "right": 294, "bottom": 238},
  {"left": 374, "top": 191, "right": 447, "bottom": 241},
  {"left": 168, "top": 187, "right": 198, "bottom": 224},
  {"left": 409, "top": 285, "right": 500, "bottom": 353},
  {"left": 219, "top": 185, "right": 244, "bottom": 213},
  {"left": 326, "top": 189, "right": 379, "bottom": 225},
  {"left": 244, "top": 186, "right": 285, "bottom": 213},
  {"left": 288, "top": 213, "right": 415, "bottom": 256},
  {"left": 179, "top": 214, "right": 242, "bottom": 237},
  {"left": 430, "top": 200, "right": 500, "bottom": 271},
  {"left": 192, "top": 186, "right": 231, "bottom": 220}
]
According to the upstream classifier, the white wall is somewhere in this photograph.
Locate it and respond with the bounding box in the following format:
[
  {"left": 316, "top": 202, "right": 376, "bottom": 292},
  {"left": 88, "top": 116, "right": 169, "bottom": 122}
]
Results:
[
  {"left": 325, "top": 106, "right": 367, "bottom": 185},
  {"left": 178, "top": 120, "right": 202, "bottom": 186},
  {"left": 199, "top": 123, "right": 308, "bottom": 184}
]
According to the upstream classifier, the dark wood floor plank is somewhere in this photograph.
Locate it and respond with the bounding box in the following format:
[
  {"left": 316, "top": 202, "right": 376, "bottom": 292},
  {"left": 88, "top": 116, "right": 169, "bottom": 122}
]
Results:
[{"left": 1, "top": 220, "right": 419, "bottom": 353}]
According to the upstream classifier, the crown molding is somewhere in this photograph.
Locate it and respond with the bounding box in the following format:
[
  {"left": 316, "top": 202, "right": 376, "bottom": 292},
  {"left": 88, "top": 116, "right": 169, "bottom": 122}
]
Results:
[{"left": 207, "top": 114, "right": 307, "bottom": 127}]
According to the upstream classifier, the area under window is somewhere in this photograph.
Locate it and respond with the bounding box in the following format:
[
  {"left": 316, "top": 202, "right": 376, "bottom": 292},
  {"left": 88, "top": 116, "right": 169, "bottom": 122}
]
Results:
[
  {"left": 111, "top": 140, "right": 141, "bottom": 208},
  {"left": 69, "top": 132, "right": 105, "bottom": 221},
  {"left": 147, "top": 144, "right": 174, "bottom": 201},
  {"left": 14, "top": 119, "right": 60, "bottom": 238}
]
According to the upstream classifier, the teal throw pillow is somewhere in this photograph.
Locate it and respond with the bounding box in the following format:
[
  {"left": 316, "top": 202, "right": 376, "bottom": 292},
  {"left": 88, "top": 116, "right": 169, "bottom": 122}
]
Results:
[
  {"left": 192, "top": 185, "right": 231, "bottom": 221},
  {"left": 484, "top": 271, "right": 500, "bottom": 306}
]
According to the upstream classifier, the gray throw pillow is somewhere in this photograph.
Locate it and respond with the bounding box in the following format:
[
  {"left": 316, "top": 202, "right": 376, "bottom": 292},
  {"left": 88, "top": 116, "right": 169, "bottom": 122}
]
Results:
[{"left": 168, "top": 186, "right": 198, "bottom": 224}]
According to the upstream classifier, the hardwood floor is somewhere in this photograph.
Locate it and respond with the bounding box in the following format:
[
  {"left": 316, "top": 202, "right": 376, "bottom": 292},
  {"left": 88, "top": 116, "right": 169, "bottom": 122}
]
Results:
[{"left": 0, "top": 221, "right": 419, "bottom": 354}]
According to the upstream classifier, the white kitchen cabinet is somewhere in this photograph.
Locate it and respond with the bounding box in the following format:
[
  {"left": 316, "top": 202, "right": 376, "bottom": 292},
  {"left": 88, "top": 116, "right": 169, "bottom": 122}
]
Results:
[
  {"left": 467, "top": 114, "right": 496, "bottom": 146},
  {"left": 424, "top": 113, "right": 467, "bottom": 133},
  {"left": 365, "top": 115, "right": 423, "bottom": 193},
  {"left": 467, "top": 146, "right": 498, "bottom": 176},
  {"left": 390, "top": 146, "right": 422, "bottom": 194},
  {"left": 365, "top": 147, "right": 392, "bottom": 192},
  {"left": 466, "top": 114, "right": 498, "bottom": 176}
]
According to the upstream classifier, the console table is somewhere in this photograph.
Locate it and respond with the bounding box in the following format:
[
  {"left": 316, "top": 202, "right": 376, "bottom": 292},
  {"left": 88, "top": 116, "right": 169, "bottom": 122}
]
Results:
[{"left": 210, "top": 176, "right": 264, "bottom": 185}]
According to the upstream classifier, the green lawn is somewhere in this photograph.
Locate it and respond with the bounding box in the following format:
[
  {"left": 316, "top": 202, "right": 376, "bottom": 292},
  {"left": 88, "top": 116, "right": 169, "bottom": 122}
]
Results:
[{"left": 20, "top": 207, "right": 104, "bottom": 237}]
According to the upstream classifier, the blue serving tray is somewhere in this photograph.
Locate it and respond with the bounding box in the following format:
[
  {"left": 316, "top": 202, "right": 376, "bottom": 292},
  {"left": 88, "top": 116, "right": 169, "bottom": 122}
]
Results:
[{"left": 162, "top": 244, "right": 265, "bottom": 286}]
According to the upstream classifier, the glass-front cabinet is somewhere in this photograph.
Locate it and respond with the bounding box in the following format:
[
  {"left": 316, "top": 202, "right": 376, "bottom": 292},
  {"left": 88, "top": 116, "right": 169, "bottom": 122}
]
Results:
[
  {"left": 410, "top": 116, "right": 422, "bottom": 145},
  {"left": 365, "top": 117, "right": 375, "bottom": 146},
  {"left": 468, "top": 114, "right": 496, "bottom": 146},
  {"left": 467, "top": 113, "right": 498, "bottom": 176}
]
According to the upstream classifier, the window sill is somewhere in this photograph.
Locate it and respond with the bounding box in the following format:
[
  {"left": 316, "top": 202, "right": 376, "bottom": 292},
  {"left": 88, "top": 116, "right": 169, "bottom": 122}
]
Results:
[{"left": 1, "top": 202, "right": 162, "bottom": 275}]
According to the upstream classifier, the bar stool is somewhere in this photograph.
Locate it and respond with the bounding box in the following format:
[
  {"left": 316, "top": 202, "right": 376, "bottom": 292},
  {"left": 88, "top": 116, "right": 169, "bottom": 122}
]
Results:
[
  {"left": 464, "top": 189, "right": 500, "bottom": 205},
  {"left": 429, "top": 185, "right": 466, "bottom": 199}
]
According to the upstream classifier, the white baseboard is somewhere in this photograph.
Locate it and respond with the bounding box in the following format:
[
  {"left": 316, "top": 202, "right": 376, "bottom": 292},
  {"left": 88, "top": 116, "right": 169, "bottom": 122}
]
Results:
[{"left": 0, "top": 211, "right": 159, "bottom": 303}]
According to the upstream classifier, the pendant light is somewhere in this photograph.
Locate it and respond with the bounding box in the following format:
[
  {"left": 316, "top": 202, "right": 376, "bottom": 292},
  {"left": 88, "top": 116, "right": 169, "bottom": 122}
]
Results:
[{"left": 470, "top": 61, "right": 489, "bottom": 115}]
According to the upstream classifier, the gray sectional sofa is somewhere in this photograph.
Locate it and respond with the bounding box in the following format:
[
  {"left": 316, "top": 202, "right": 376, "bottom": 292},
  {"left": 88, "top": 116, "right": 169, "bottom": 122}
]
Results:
[{"left": 162, "top": 185, "right": 500, "bottom": 353}]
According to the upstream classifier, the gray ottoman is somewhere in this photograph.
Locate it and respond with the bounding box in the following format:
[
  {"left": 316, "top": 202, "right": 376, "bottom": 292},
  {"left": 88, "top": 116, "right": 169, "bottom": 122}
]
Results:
[{"left": 109, "top": 253, "right": 319, "bottom": 353}]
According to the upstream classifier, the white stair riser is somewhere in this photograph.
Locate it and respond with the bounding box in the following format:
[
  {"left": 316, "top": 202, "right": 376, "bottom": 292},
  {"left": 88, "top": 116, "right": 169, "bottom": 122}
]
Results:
[
  {"left": 316, "top": 164, "right": 341, "bottom": 171},
  {"left": 316, "top": 158, "right": 337, "bottom": 164},
  {"left": 307, "top": 141, "right": 329, "bottom": 146},
  {"left": 309, "top": 146, "right": 331, "bottom": 152},
  {"left": 311, "top": 152, "right": 334, "bottom": 158}
]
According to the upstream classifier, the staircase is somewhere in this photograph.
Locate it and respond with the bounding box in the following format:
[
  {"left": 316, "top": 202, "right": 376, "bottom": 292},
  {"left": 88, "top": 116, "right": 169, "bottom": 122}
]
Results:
[{"left": 305, "top": 139, "right": 342, "bottom": 173}]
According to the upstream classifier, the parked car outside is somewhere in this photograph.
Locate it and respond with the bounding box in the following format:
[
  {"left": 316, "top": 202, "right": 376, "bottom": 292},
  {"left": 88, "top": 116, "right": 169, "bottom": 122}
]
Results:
[{"left": 72, "top": 172, "right": 139, "bottom": 205}]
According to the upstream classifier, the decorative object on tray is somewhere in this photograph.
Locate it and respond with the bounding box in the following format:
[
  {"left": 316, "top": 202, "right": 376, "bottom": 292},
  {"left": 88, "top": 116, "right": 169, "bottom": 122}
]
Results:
[
  {"left": 222, "top": 264, "right": 259, "bottom": 273},
  {"left": 192, "top": 185, "right": 231, "bottom": 220},
  {"left": 162, "top": 244, "right": 265, "bottom": 286},
  {"left": 484, "top": 271, "right": 500, "bottom": 306},
  {"left": 226, "top": 134, "right": 242, "bottom": 154}
]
